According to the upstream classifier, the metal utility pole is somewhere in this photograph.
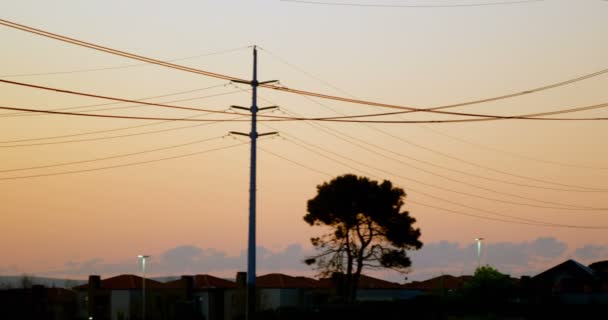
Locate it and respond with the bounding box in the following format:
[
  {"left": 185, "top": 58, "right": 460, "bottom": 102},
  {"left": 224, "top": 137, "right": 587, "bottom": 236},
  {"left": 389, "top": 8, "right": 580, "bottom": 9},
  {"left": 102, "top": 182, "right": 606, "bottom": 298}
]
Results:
[{"left": 231, "top": 45, "right": 277, "bottom": 320}]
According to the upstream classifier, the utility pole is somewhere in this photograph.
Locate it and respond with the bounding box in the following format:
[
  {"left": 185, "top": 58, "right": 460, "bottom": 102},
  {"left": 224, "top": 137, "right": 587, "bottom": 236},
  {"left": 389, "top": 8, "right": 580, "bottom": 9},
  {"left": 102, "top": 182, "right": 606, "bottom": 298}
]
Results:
[{"left": 231, "top": 45, "right": 277, "bottom": 320}]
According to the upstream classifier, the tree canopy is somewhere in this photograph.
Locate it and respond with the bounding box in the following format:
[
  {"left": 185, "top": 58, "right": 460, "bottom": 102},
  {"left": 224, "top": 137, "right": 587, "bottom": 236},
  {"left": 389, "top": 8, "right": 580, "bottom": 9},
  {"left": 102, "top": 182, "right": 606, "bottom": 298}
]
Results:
[
  {"left": 464, "top": 265, "right": 513, "bottom": 305},
  {"left": 304, "top": 174, "right": 422, "bottom": 302}
]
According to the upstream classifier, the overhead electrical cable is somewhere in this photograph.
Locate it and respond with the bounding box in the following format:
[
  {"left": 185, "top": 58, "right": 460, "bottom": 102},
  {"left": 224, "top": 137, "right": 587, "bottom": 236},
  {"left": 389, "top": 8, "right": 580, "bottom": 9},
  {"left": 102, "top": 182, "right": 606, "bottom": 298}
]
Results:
[
  {"left": 269, "top": 90, "right": 608, "bottom": 191},
  {"left": 279, "top": 0, "right": 545, "bottom": 8},
  {"left": 259, "top": 144, "right": 561, "bottom": 225},
  {"left": 407, "top": 200, "right": 608, "bottom": 229},
  {"left": 0, "top": 136, "right": 224, "bottom": 172},
  {"left": 277, "top": 109, "right": 606, "bottom": 210},
  {"left": 5, "top": 18, "right": 607, "bottom": 119},
  {"left": 372, "top": 126, "right": 608, "bottom": 191},
  {"left": 0, "top": 105, "right": 251, "bottom": 123},
  {"left": 0, "top": 46, "right": 249, "bottom": 78},
  {"left": 0, "top": 142, "right": 247, "bottom": 181},
  {"left": 276, "top": 101, "right": 606, "bottom": 195},
  {"left": 1, "top": 84, "right": 239, "bottom": 118},
  {"left": 262, "top": 135, "right": 608, "bottom": 229},
  {"left": 0, "top": 112, "right": 247, "bottom": 148},
  {"left": 0, "top": 79, "right": 251, "bottom": 116},
  {"left": 420, "top": 124, "right": 608, "bottom": 170},
  {"left": 260, "top": 45, "right": 608, "bottom": 116},
  {"left": 280, "top": 132, "right": 608, "bottom": 210},
  {"left": 6, "top": 78, "right": 608, "bottom": 123},
  {"left": 262, "top": 48, "right": 608, "bottom": 171},
  {"left": 251, "top": 86, "right": 608, "bottom": 193},
  {"left": 259, "top": 146, "right": 333, "bottom": 177},
  {"left": 3, "top": 102, "right": 608, "bottom": 126}
]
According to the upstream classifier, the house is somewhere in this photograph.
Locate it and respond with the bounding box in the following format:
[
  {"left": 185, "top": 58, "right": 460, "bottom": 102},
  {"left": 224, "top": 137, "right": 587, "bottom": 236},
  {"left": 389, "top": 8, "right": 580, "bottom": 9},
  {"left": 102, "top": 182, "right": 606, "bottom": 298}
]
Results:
[
  {"left": 355, "top": 274, "right": 420, "bottom": 301},
  {"left": 403, "top": 274, "right": 472, "bottom": 296},
  {"left": 255, "top": 273, "right": 327, "bottom": 311},
  {"left": 531, "top": 259, "right": 608, "bottom": 304},
  {"left": 164, "top": 274, "right": 236, "bottom": 320},
  {"left": 0, "top": 285, "right": 77, "bottom": 320},
  {"left": 74, "top": 274, "right": 165, "bottom": 320}
]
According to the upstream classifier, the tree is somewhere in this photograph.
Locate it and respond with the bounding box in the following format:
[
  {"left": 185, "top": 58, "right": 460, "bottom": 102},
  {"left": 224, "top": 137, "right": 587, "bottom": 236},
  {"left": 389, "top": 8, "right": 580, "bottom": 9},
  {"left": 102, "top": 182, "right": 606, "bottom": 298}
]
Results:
[
  {"left": 304, "top": 174, "right": 422, "bottom": 302},
  {"left": 464, "top": 265, "right": 513, "bottom": 305},
  {"left": 19, "top": 274, "right": 34, "bottom": 288}
]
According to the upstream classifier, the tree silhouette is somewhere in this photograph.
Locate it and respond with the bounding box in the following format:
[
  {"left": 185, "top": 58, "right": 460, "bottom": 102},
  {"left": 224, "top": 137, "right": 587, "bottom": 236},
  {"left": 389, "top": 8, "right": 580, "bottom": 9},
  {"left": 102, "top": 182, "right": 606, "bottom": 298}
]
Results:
[
  {"left": 464, "top": 265, "right": 513, "bottom": 305},
  {"left": 304, "top": 174, "right": 422, "bottom": 302}
]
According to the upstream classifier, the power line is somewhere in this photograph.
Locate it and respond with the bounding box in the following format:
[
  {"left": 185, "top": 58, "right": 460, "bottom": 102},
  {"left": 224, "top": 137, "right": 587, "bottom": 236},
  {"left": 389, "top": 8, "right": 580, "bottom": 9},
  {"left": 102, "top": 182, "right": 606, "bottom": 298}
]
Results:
[
  {"left": 259, "top": 136, "right": 608, "bottom": 229},
  {"left": 0, "top": 104, "right": 250, "bottom": 123},
  {"left": 419, "top": 124, "right": 608, "bottom": 170},
  {"left": 0, "top": 136, "right": 224, "bottom": 172},
  {"left": 0, "top": 83, "right": 237, "bottom": 118},
  {"left": 7, "top": 18, "right": 607, "bottom": 120},
  {"left": 262, "top": 48, "right": 608, "bottom": 171},
  {"left": 261, "top": 46, "right": 608, "bottom": 117},
  {"left": 0, "top": 46, "right": 250, "bottom": 78},
  {"left": 273, "top": 88, "right": 608, "bottom": 191},
  {"left": 4, "top": 101, "right": 608, "bottom": 126},
  {"left": 0, "top": 112, "right": 218, "bottom": 145},
  {"left": 277, "top": 110, "right": 606, "bottom": 211},
  {"left": 276, "top": 102, "right": 606, "bottom": 195},
  {"left": 371, "top": 126, "right": 608, "bottom": 191},
  {"left": 0, "top": 112, "right": 246, "bottom": 148},
  {"left": 279, "top": 0, "right": 544, "bottom": 8},
  {"left": 281, "top": 132, "right": 608, "bottom": 210},
  {"left": 0, "top": 141, "right": 247, "bottom": 181},
  {"left": 0, "top": 19, "right": 241, "bottom": 81},
  {"left": 254, "top": 87, "right": 608, "bottom": 193},
  {"left": 8, "top": 77, "right": 608, "bottom": 124},
  {"left": 407, "top": 200, "right": 608, "bottom": 229},
  {"left": 260, "top": 146, "right": 333, "bottom": 177},
  {"left": 259, "top": 140, "right": 559, "bottom": 224},
  {"left": 0, "top": 79, "right": 248, "bottom": 116}
]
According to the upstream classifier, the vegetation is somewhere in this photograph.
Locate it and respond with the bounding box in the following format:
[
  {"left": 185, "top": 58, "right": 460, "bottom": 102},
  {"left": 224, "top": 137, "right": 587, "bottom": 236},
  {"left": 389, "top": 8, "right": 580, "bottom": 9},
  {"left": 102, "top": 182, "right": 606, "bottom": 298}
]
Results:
[
  {"left": 464, "top": 265, "right": 513, "bottom": 305},
  {"left": 304, "top": 174, "right": 422, "bottom": 302}
]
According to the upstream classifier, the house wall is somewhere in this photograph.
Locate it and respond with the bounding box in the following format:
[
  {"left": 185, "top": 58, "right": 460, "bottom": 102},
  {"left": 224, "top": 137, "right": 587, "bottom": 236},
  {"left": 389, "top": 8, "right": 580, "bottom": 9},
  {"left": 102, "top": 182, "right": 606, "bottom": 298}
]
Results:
[
  {"left": 194, "top": 291, "right": 210, "bottom": 320},
  {"left": 110, "top": 291, "right": 130, "bottom": 320},
  {"left": 259, "top": 289, "right": 300, "bottom": 310},
  {"left": 357, "top": 289, "right": 421, "bottom": 301}
]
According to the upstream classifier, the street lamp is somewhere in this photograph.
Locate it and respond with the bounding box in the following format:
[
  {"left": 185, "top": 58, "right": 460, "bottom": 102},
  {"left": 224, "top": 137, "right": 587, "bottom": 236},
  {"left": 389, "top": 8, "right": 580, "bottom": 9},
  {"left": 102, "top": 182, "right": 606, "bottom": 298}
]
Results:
[
  {"left": 137, "top": 255, "right": 150, "bottom": 320},
  {"left": 474, "top": 238, "right": 484, "bottom": 269}
]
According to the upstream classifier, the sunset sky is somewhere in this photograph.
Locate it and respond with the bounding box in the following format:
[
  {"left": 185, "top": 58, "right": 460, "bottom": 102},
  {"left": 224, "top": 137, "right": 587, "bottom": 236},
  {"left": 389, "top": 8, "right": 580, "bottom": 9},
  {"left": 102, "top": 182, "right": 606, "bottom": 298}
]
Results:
[{"left": 1, "top": 0, "right": 607, "bottom": 282}]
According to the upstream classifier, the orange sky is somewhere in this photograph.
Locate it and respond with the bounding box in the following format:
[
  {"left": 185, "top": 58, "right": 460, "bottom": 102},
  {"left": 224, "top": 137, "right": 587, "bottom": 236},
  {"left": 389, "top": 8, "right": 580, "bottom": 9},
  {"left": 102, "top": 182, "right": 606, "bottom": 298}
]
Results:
[{"left": 1, "top": 0, "right": 607, "bottom": 281}]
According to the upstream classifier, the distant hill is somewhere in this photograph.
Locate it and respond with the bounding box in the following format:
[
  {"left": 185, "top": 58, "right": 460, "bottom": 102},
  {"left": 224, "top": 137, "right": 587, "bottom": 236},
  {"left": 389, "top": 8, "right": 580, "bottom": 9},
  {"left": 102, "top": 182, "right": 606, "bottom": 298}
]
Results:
[
  {"left": 0, "top": 275, "right": 87, "bottom": 289},
  {"left": 0, "top": 275, "right": 184, "bottom": 289}
]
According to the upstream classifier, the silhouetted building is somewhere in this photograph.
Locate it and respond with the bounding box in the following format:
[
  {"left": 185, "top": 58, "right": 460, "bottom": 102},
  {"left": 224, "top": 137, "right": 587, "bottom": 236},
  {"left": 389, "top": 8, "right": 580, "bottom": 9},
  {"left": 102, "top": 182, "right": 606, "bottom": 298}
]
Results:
[
  {"left": 74, "top": 274, "right": 165, "bottom": 320},
  {"left": 0, "top": 285, "right": 77, "bottom": 320},
  {"left": 531, "top": 259, "right": 608, "bottom": 304}
]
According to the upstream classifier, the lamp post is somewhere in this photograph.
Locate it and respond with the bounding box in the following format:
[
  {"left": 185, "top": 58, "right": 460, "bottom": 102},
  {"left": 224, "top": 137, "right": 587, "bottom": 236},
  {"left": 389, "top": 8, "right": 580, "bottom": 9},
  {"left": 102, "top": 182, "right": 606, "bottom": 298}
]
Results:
[
  {"left": 474, "top": 238, "right": 484, "bottom": 269},
  {"left": 137, "top": 255, "right": 150, "bottom": 320}
]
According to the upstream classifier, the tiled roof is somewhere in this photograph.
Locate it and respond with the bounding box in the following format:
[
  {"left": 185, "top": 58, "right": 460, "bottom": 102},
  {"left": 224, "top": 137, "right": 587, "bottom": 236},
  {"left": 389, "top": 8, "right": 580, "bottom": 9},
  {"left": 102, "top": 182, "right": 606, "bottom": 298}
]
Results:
[
  {"left": 403, "top": 275, "right": 472, "bottom": 291},
  {"left": 257, "top": 273, "right": 321, "bottom": 289},
  {"left": 533, "top": 259, "right": 597, "bottom": 281},
  {"left": 194, "top": 274, "right": 236, "bottom": 288},
  {"left": 317, "top": 274, "right": 405, "bottom": 290},
  {"left": 74, "top": 274, "right": 164, "bottom": 290},
  {"left": 357, "top": 274, "right": 403, "bottom": 289},
  {"left": 164, "top": 275, "right": 236, "bottom": 289},
  {"left": 589, "top": 260, "right": 608, "bottom": 273}
]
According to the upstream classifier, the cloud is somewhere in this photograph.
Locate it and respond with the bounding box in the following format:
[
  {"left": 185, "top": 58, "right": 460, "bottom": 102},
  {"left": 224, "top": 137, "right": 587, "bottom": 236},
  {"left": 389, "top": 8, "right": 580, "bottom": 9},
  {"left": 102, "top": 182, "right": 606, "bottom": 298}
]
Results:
[
  {"left": 574, "top": 245, "right": 608, "bottom": 262},
  {"left": 47, "top": 244, "right": 316, "bottom": 279},
  {"left": 33, "top": 237, "right": 604, "bottom": 283},
  {"left": 408, "top": 237, "right": 568, "bottom": 279}
]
